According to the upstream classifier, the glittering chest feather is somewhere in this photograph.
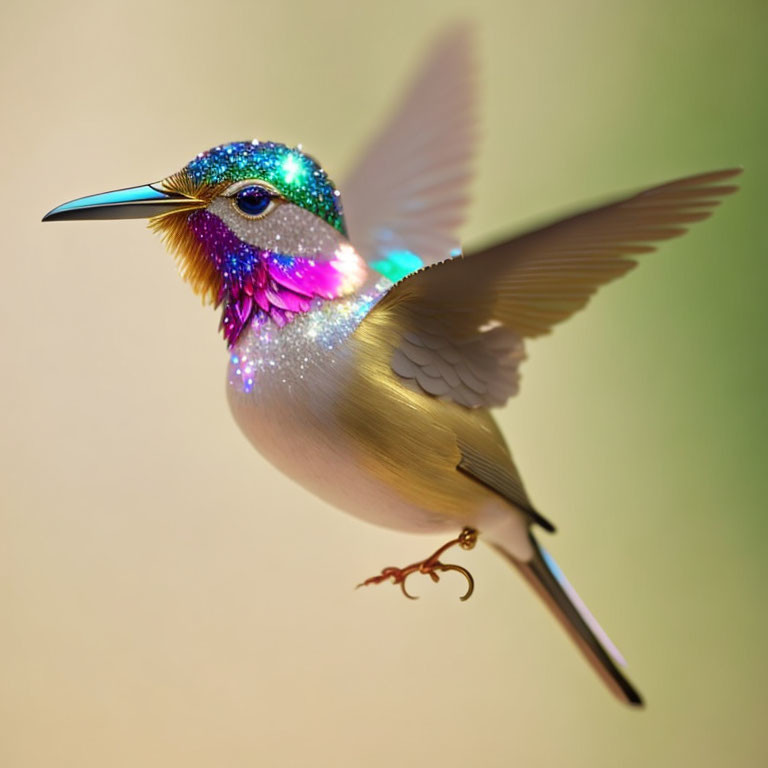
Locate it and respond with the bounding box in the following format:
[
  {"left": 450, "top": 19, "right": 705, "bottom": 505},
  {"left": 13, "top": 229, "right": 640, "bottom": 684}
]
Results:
[{"left": 187, "top": 210, "right": 363, "bottom": 345}]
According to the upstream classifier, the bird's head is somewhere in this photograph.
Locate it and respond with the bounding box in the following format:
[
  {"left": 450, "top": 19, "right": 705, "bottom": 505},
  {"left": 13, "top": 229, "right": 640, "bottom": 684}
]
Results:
[{"left": 44, "top": 141, "right": 367, "bottom": 345}]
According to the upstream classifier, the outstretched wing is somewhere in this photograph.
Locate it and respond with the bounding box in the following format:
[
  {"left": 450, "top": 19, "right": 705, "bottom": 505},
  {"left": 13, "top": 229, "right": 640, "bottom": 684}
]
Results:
[
  {"left": 358, "top": 169, "right": 741, "bottom": 408},
  {"left": 341, "top": 24, "right": 478, "bottom": 275}
]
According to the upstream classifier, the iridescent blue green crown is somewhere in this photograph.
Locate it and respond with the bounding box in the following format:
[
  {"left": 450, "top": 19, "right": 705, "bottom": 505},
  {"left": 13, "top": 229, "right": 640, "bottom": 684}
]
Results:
[{"left": 185, "top": 141, "right": 346, "bottom": 234}]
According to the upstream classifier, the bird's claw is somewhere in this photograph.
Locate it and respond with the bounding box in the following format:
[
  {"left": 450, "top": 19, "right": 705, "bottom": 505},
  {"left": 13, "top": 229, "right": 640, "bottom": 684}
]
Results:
[{"left": 356, "top": 528, "right": 477, "bottom": 602}]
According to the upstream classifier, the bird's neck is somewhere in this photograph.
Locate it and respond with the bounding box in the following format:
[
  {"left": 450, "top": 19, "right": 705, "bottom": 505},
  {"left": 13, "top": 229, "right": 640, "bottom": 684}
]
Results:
[
  {"left": 217, "top": 248, "right": 367, "bottom": 345},
  {"left": 187, "top": 211, "right": 367, "bottom": 346}
]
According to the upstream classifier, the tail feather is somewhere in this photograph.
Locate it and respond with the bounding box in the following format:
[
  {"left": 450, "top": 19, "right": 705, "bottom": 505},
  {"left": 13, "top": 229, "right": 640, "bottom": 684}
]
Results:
[{"left": 493, "top": 533, "right": 643, "bottom": 707}]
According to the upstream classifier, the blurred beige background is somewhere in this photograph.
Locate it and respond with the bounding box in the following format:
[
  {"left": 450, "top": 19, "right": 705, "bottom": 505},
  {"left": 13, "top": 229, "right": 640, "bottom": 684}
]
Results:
[{"left": 2, "top": 0, "right": 767, "bottom": 766}]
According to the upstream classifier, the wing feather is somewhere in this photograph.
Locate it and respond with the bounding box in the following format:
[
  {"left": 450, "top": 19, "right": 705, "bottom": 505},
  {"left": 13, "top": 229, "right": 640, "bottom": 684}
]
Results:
[
  {"left": 342, "top": 24, "right": 478, "bottom": 270},
  {"left": 357, "top": 169, "right": 740, "bottom": 407}
]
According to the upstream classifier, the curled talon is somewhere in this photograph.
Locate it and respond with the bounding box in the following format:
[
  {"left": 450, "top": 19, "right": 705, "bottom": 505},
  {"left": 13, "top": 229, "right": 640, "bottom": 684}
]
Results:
[
  {"left": 400, "top": 578, "right": 418, "bottom": 600},
  {"left": 434, "top": 563, "right": 475, "bottom": 601},
  {"left": 356, "top": 527, "right": 478, "bottom": 602}
]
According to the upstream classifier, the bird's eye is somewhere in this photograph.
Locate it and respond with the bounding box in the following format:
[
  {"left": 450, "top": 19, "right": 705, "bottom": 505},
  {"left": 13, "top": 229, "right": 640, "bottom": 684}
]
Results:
[{"left": 233, "top": 186, "right": 275, "bottom": 218}]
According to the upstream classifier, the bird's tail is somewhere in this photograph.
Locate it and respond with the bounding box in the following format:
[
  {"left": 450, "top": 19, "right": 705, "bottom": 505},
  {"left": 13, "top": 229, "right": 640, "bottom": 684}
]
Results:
[{"left": 492, "top": 532, "right": 643, "bottom": 706}]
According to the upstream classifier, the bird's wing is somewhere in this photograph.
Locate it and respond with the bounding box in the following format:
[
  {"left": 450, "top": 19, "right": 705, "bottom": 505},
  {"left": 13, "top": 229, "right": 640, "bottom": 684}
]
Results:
[
  {"left": 457, "top": 438, "right": 555, "bottom": 531},
  {"left": 391, "top": 323, "right": 526, "bottom": 408},
  {"left": 357, "top": 169, "right": 740, "bottom": 408},
  {"left": 341, "top": 24, "right": 477, "bottom": 275}
]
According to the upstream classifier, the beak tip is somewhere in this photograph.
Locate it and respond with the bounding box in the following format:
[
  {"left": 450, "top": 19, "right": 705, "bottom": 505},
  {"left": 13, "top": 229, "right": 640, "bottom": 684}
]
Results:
[{"left": 41, "top": 205, "right": 85, "bottom": 222}]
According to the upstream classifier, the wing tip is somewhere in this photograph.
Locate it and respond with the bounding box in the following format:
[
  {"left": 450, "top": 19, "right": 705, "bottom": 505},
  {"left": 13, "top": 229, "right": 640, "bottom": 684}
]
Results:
[
  {"left": 532, "top": 509, "right": 556, "bottom": 533},
  {"left": 653, "top": 166, "right": 744, "bottom": 195},
  {"left": 681, "top": 166, "right": 743, "bottom": 185},
  {"left": 433, "top": 17, "right": 478, "bottom": 50}
]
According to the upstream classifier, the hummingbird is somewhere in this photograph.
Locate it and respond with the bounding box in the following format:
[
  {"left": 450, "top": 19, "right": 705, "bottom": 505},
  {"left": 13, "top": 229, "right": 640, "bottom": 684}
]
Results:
[{"left": 42, "top": 28, "right": 739, "bottom": 707}]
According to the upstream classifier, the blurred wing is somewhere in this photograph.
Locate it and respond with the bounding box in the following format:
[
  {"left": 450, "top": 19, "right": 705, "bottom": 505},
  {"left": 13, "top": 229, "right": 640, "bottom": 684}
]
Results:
[
  {"left": 342, "top": 24, "right": 478, "bottom": 274},
  {"left": 359, "top": 169, "right": 740, "bottom": 407}
]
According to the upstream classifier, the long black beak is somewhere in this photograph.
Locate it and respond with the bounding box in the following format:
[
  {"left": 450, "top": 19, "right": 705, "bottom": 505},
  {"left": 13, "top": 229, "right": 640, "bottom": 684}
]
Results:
[{"left": 42, "top": 182, "right": 202, "bottom": 221}]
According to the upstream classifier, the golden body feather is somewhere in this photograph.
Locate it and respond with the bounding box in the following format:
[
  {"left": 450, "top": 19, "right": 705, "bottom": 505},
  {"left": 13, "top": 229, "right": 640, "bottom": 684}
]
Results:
[{"left": 341, "top": 301, "right": 537, "bottom": 552}]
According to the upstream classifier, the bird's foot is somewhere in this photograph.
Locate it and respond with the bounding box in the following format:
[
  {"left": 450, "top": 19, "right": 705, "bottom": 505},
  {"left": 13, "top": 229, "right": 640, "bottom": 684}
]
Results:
[{"left": 357, "top": 527, "right": 478, "bottom": 601}]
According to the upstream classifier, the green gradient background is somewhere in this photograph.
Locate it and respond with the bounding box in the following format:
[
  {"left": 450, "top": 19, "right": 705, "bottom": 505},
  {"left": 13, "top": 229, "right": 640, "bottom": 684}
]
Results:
[{"left": 2, "top": 1, "right": 766, "bottom": 766}]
